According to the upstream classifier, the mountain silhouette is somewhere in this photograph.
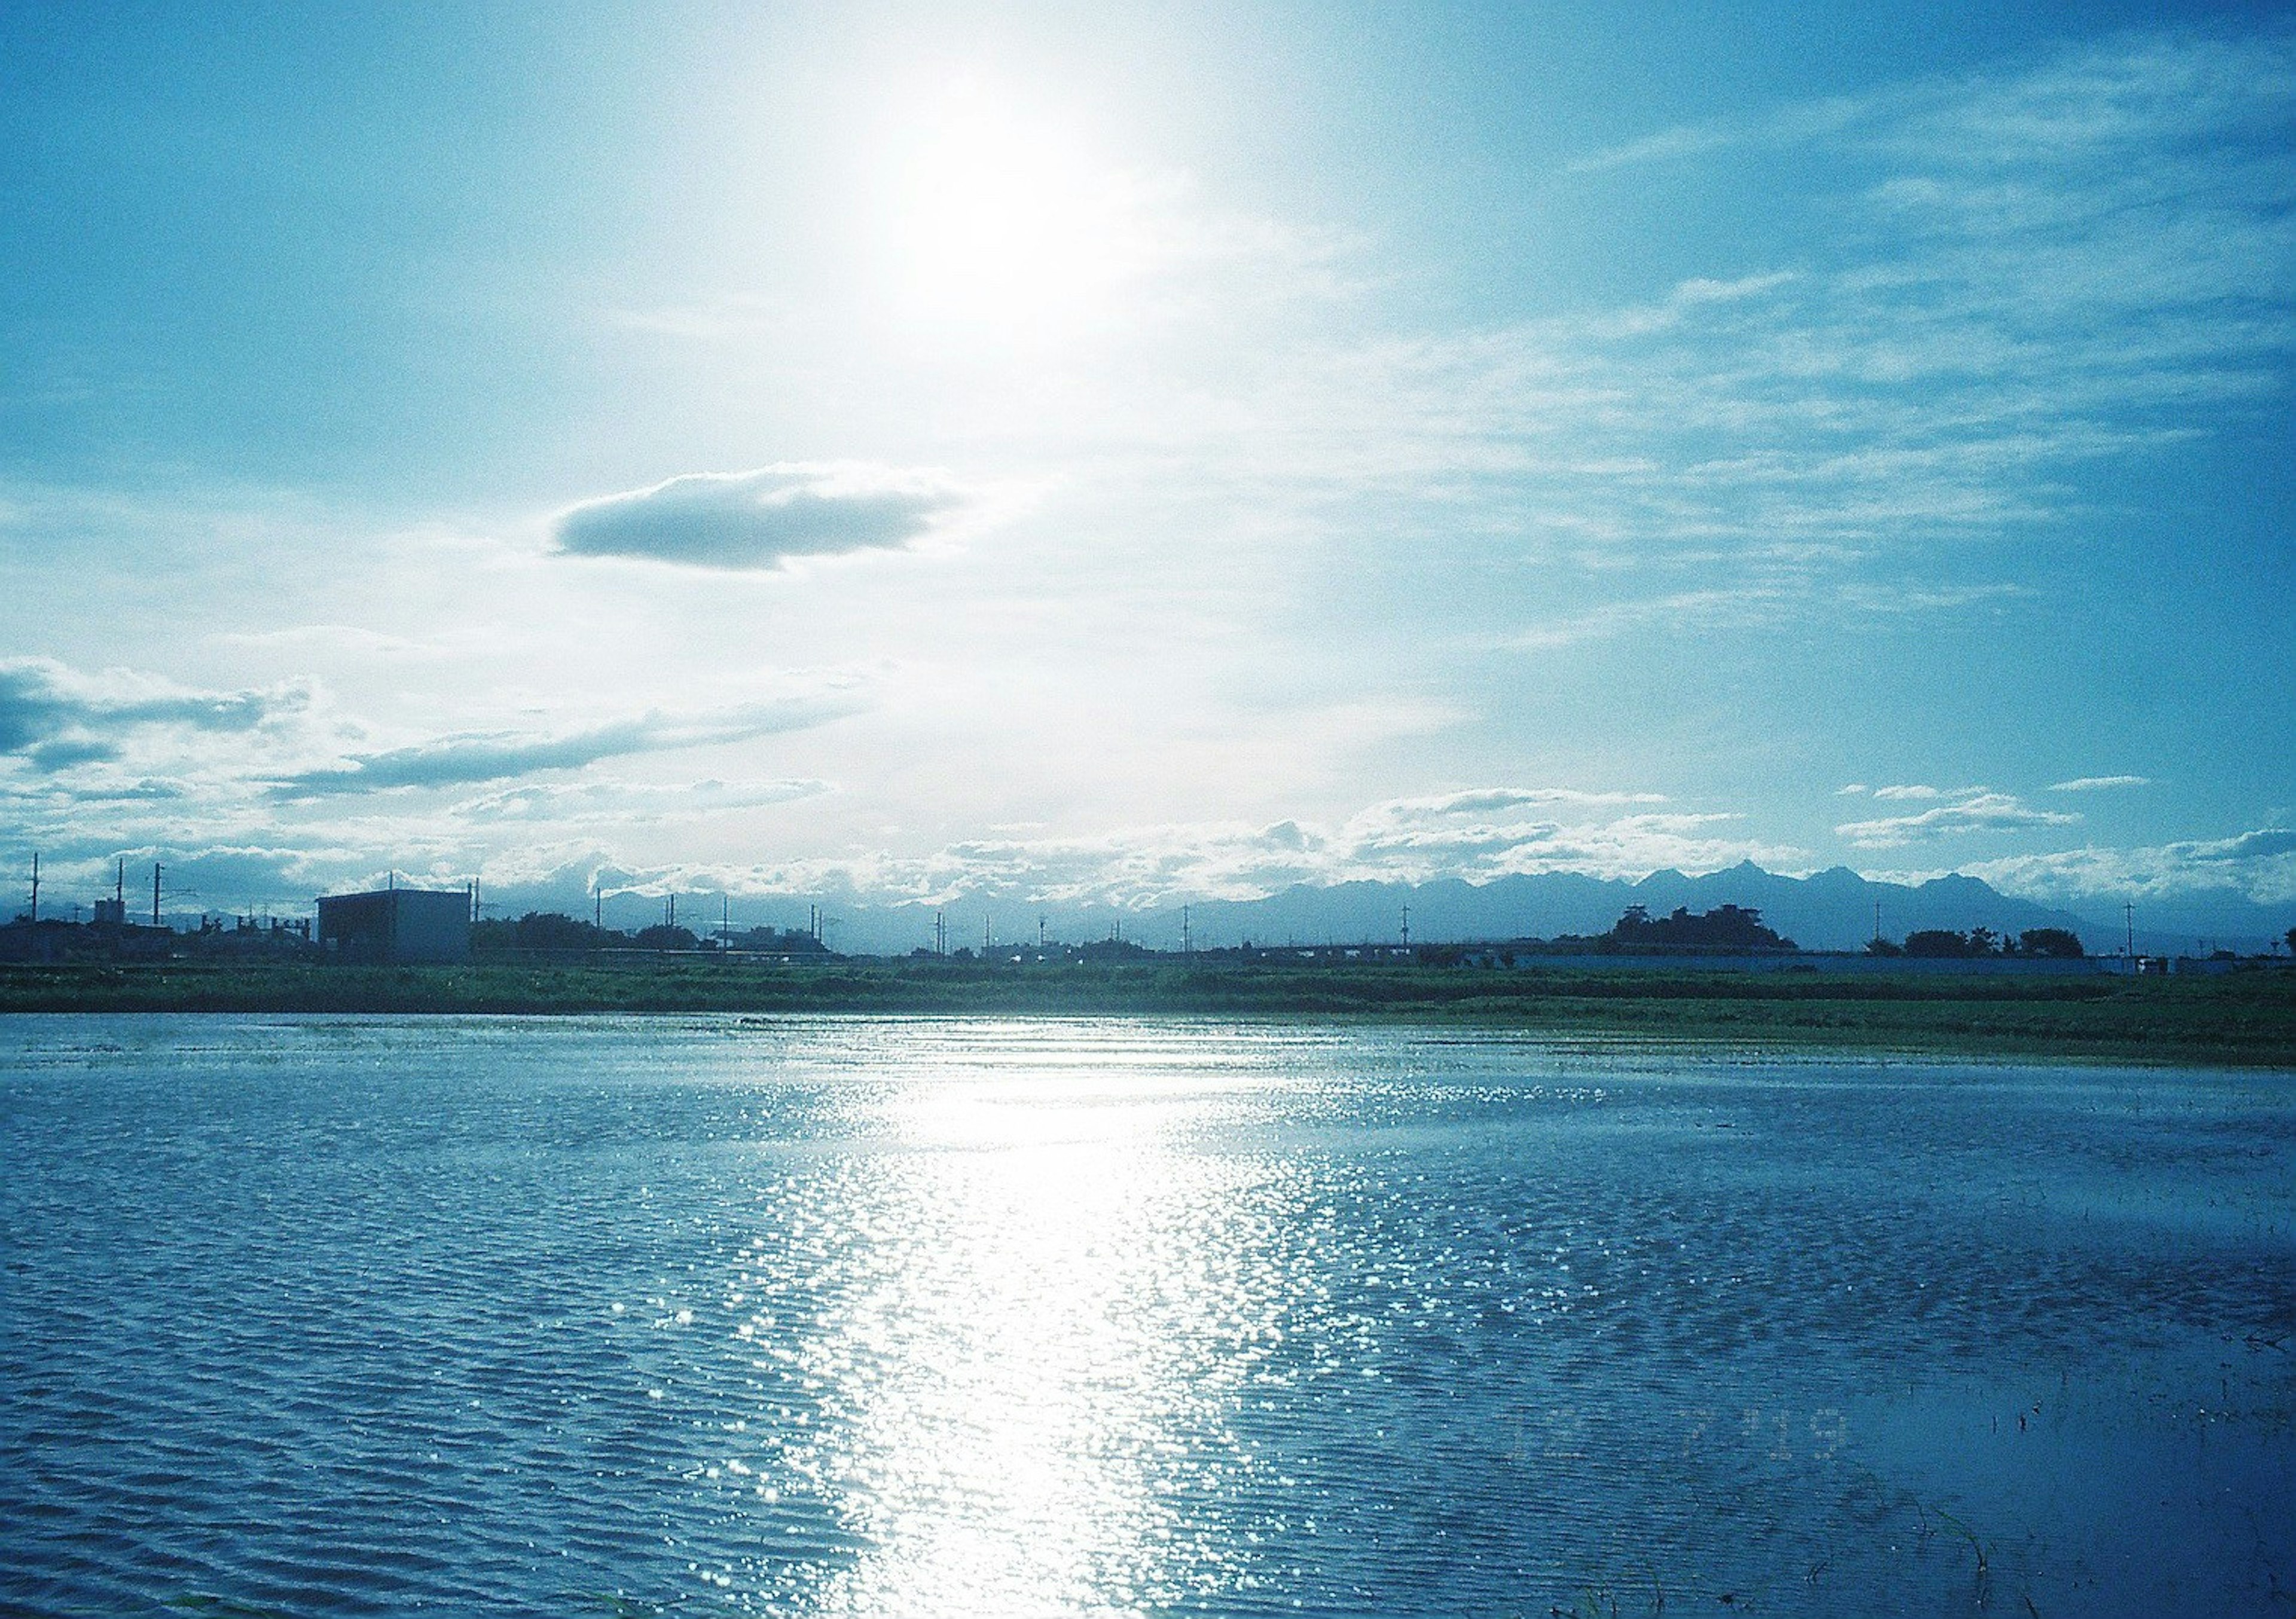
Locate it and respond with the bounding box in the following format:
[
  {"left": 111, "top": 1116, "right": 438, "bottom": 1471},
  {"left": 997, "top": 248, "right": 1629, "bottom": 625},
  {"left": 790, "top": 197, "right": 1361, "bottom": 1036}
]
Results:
[{"left": 767, "top": 863, "right": 2108, "bottom": 956}]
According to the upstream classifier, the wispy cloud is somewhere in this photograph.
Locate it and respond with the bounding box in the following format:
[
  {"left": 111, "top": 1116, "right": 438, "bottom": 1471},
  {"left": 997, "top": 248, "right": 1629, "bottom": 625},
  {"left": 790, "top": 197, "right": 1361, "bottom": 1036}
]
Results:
[
  {"left": 446, "top": 778, "right": 833, "bottom": 823},
  {"left": 2048, "top": 774, "right": 2150, "bottom": 792},
  {"left": 1836, "top": 789, "right": 2081, "bottom": 848},
  {"left": 274, "top": 692, "right": 865, "bottom": 796},
  {"left": 553, "top": 463, "right": 976, "bottom": 570},
  {"left": 1574, "top": 29, "right": 2295, "bottom": 175},
  {"left": 1568, "top": 91, "right": 1887, "bottom": 174},
  {"left": 210, "top": 625, "right": 439, "bottom": 657},
  {"left": 1503, "top": 575, "right": 2033, "bottom": 652},
  {"left": 603, "top": 293, "right": 794, "bottom": 342},
  {"left": 1351, "top": 786, "right": 1669, "bottom": 819},
  {"left": 1271, "top": 27, "right": 2296, "bottom": 622},
  {"left": 1507, "top": 588, "right": 1786, "bottom": 651}
]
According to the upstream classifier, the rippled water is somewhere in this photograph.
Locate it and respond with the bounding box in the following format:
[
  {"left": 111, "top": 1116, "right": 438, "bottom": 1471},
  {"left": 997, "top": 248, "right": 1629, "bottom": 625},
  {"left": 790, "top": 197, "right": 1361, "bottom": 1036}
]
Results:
[{"left": 3, "top": 1016, "right": 2291, "bottom": 1617}]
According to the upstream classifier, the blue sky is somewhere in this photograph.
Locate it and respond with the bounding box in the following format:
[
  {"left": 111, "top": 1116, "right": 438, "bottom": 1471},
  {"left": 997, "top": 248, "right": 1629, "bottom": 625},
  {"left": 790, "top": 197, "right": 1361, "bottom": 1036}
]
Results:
[{"left": 2, "top": 1, "right": 2291, "bottom": 932}]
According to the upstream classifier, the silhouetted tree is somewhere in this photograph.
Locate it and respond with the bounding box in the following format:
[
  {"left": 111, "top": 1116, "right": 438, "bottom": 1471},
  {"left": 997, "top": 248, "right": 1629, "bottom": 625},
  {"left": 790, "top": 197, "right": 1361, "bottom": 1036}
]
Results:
[
  {"left": 474, "top": 911, "right": 625, "bottom": 952},
  {"left": 471, "top": 918, "right": 518, "bottom": 951},
  {"left": 1608, "top": 904, "right": 1795, "bottom": 951},
  {"left": 2018, "top": 927, "right": 2084, "bottom": 958},
  {"left": 729, "top": 925, "right": 827, "bottom": 954},
  {"left": 1903, "top": 929, "right": 1973, "bottom": 958},
  {"left": 515, "top": 910, "right": 613, "bottom": 950},
  {"left": 632, "top": 923, "right": 699, "bottom": 951}
]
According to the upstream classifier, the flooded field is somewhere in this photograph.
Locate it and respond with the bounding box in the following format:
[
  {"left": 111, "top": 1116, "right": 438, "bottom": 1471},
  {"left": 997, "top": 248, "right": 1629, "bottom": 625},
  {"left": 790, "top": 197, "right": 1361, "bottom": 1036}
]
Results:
[{"left": 4, "top": 1015, "right": 2290, "bottom": 1615}]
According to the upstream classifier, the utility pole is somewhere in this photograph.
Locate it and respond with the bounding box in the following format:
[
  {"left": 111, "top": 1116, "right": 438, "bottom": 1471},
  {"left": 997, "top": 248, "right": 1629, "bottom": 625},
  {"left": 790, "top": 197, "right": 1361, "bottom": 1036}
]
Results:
[
  {"left": 2125, "top": 900, "right": 2136, "bottom": 959},
  {"left": 720, "top": 893, "right": 729, "bottom": 950},
  {"left": 1873, "top": 899, "right": 1883, "bottom": 946},
  {"left": 28, "top": 851, "right": 36, "bottom": 923},
  {"left": 934, "top": 908, "right": 945, "bottom": 956},
  {"left": 1038, "top": 915, "right": 1046, "bottom": 949},
  {"left": 1181, "top": 904, "right": 1191, "bottom": 957},
  {"left": 152, "top": 862, "right": 162, "bottom": 928},
  {"left": 594, "top": 884, "right": 602, "bottom": 930},
  {"left": 984, "top": 913, "right": 993, "bottom": 952},
  {"left": 116, "top": 858, "right": 125, "bottom": 910},
  {"left": 1400, "top": 901, "right": 1410, "bottom": 949}
]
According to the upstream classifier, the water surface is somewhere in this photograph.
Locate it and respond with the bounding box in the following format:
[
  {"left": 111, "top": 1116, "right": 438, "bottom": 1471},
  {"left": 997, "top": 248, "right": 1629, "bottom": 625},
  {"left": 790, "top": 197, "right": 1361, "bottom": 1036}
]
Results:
[{"left": 4, "top": 1016, "right": 2290, "bottom": 1615}]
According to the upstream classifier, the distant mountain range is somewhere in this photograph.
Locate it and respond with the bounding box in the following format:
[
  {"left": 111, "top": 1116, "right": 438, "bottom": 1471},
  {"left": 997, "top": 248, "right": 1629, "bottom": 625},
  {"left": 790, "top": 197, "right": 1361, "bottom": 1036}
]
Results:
[
  {"left": 781, "top": 862, "right": 2127, "bottom": 957},
  {"left": 520, "top": 861, "right": 2292, "bottom": 958}
]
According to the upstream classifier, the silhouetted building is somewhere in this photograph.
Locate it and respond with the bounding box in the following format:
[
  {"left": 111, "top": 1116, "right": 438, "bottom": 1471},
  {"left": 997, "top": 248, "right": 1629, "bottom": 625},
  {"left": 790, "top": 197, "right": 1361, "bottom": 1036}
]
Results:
[{"left": 316, "top": 888, "right": 470, "bottom": 964}]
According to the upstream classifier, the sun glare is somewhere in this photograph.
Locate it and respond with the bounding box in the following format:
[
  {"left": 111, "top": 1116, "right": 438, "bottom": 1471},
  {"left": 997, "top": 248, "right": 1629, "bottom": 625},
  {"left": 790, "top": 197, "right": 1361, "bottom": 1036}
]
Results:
[{"left": 882, "top": 80, "right": 1158, "bottom": 340}]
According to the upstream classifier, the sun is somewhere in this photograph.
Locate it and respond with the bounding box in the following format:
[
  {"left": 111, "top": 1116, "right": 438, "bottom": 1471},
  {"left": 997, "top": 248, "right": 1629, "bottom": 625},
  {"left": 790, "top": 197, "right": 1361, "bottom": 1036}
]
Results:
[{"left": 881, "top": 80, "right": 1156, "bottom": 341}]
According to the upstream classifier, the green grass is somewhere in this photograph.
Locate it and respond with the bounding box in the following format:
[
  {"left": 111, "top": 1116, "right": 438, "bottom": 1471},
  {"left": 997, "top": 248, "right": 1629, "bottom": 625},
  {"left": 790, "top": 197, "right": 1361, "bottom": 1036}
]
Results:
[{"left": 4, "top": 957, "right": 2294, "bottom": 1066}]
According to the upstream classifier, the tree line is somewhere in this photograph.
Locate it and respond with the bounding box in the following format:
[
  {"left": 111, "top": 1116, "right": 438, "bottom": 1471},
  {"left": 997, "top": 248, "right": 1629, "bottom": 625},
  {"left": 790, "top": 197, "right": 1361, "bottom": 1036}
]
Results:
[
  {"left": 1867, "top": 926, "right": 2084, "bottom": 959},
  {"left": 472, "top": 911, "right": 828, "bottom": 954}
]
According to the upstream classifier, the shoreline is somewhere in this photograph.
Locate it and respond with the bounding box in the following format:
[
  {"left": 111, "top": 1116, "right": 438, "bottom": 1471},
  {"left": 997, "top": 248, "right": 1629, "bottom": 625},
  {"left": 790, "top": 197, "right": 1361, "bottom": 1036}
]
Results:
[{"left": 5, "top": 960, "right": 2294, "bottom": 1068}]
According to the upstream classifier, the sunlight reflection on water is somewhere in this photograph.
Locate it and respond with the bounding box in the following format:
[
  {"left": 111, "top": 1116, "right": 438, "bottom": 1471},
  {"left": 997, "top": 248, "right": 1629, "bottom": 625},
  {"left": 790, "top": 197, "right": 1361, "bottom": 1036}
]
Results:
[{"left": 728, "top": 1028, "right": 1308, "bottom": 1614}]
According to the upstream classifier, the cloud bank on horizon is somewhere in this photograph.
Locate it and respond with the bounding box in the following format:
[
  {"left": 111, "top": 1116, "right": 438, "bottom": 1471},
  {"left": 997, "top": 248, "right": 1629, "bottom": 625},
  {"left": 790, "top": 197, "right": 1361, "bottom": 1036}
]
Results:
[{"left": 0, "top": 8, "right": 2289, "bottom": 933}]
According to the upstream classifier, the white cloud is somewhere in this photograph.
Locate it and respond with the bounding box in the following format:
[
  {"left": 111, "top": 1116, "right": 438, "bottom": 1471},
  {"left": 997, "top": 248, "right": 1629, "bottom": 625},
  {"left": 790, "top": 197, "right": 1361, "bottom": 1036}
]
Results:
[
  {"left": 0, "top": 656, "right": 319, "bottom": 771},
  {"left": 1964, "top": 826, "right": 2296, "bottom": 907},
  {"left": 665, "top": 787, "right": 1796, "bottom": 909}
]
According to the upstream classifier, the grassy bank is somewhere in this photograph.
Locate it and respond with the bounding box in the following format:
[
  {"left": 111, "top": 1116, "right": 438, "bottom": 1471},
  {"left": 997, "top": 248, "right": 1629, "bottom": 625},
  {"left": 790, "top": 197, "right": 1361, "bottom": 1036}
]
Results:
[{"left": 5, "top": 958, "right": 2295, "bottom": 1065}]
